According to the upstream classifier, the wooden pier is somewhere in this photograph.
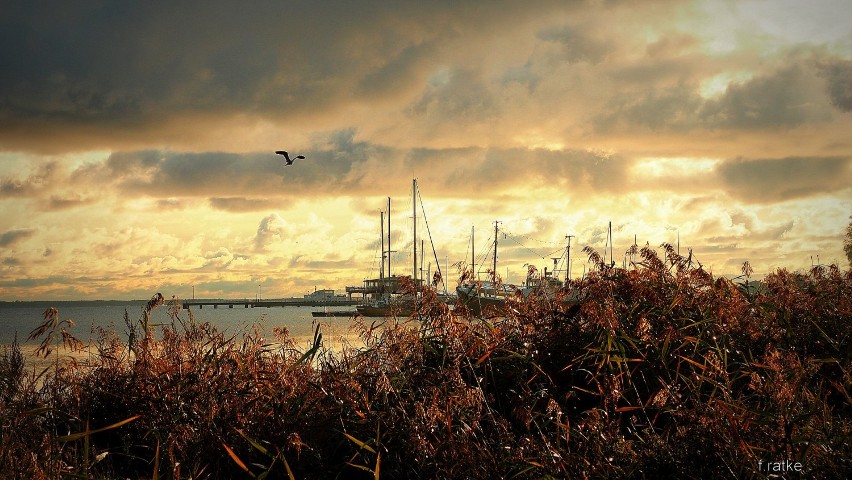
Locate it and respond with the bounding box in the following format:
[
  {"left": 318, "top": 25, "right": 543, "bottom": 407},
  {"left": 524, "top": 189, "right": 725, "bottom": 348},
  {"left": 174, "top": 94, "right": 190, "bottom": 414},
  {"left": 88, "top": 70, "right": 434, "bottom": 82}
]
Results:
[{"left": 181, "top": 299, "right": 360, "bottom": 309}]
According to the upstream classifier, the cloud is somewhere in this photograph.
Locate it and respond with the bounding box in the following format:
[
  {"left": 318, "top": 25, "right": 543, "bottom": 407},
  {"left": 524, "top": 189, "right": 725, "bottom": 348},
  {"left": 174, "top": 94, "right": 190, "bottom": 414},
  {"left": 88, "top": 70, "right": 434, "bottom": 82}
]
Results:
[
  {"left": 0, "top": 229, "right": 35, "bottom": 247},
  {"left": 537, "top": 23, "right": 613, "bottom": 64},
  {"left": 409, "top": 68, "right": 499, "bottom": 123},
  {"left": 0, "top": 162, "right": 59, "bottom": 198},
  {"left": 209, "top": 197, "right": 283, "bottom": 212},
  {"left": 254, "top": 213, "right": 293, "bottom": 252},
  {"left": 819, "top": 58, "right": 852, "bottom": 112},
  {"left": 356, "top": 41, "right": 437, "bottom": 99},
  {"left": 45, "top": 194, "right": 97, "bottom": 210},
  {"left": 51, "top": 140, "right": 636, "bottom": 203},
  {"left": 592, "top": 50, "right": 849, "bottom": 135},
  {"left": 156, "top": 198, "right": 188, "bottom": 211},
  {"left": 717, "top": 156, "right": 852, "bottom": 203},
  {"left": 199, "top": 247, "right": 248, "bottom": 270},
  {"left": 0, "top": 0, "right": 571, "bottom": 146},
  {"left": 700, "top": 62, "right": 831, "bottom": 129},
  {"left": 597, "top": 85, "right": 704, "bottom": 132}
]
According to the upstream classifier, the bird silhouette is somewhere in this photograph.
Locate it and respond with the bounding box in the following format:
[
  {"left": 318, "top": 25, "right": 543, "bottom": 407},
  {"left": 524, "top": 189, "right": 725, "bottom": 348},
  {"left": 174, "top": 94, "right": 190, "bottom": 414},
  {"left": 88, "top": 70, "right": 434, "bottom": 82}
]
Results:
[{"left": 275, "top": 150, "right": 306, "bottom": 165}]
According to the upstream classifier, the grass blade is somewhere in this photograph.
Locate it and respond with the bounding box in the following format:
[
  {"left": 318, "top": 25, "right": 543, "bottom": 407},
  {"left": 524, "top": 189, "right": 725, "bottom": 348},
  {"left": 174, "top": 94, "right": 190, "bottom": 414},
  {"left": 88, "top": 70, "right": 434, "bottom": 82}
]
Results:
[
  {"left": 223, "top": 442, "right": 255, "bottom": 478},
  {"left": 344, "top": 432, "right": 377, "bottom": 454},
  {"left": 57, "top": 415, "right": 141, "bottom": 442}
]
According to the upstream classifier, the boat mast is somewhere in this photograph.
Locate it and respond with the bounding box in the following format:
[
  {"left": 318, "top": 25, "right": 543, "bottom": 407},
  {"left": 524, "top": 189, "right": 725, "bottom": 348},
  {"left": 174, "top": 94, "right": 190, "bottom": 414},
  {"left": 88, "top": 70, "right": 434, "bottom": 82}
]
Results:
[
  {"left": 387, "top": 197, "right": 391, "bottom": 278},
  {"left": 380, "top": 211, "right": 385, "bottom": 282},
  {"left": 565, "top": 234, "right": 574, "bottom": 282},
  {"left": 413, "top": 178, "right": 417, "bottom": 298},
  {"left": 493, "top": 220, "right": 499, "bottom": 283},
  {"left": 609, "top": 221, "right": 615, "bottom": 267},
  {"left": 471, "top": 225, "right": 475, "bottom": 279},
  {"left": 412, "top": 179, "right": 420, "bottom": 315}
]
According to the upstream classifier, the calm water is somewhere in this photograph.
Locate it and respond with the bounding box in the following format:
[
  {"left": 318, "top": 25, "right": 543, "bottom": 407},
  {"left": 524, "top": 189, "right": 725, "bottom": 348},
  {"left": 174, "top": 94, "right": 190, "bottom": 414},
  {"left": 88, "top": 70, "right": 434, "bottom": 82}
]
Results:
[{"left": 0, "top": 301, "right": 360, "bottom": 352}]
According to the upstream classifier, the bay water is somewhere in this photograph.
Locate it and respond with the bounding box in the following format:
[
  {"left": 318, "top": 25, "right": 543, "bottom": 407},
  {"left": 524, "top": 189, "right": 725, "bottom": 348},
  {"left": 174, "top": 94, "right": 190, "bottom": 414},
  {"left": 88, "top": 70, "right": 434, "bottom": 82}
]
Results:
[{"left": 0, "top": 301, "right": 362, "bottom": 371}]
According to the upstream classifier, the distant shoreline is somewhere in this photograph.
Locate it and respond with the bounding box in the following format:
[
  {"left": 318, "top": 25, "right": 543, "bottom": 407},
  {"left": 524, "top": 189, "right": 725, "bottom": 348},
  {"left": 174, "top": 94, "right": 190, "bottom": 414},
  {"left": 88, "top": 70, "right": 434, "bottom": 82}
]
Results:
[
  {"left": 0, "top": 300, "right": 150, "bottom": 308},
  {"left": 0, "top": 299, "right": 257, "bottom": 307}
]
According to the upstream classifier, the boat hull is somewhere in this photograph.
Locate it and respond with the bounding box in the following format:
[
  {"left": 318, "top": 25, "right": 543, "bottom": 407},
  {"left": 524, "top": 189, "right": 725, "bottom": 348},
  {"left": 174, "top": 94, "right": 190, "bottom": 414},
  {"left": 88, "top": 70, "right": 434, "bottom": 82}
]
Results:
[
  {"left": 356, "top": 300, "right": 414, "bottom": 317},
  {"left": 455, "top": 284, "right": 512, "bottom": 316}
]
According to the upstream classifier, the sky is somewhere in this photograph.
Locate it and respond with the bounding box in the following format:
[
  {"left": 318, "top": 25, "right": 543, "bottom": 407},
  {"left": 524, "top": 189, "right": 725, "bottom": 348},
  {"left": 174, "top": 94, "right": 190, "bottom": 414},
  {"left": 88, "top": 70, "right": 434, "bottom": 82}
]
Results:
[{"left": 1, "top": 0, "right": 851, "bottom": 301}]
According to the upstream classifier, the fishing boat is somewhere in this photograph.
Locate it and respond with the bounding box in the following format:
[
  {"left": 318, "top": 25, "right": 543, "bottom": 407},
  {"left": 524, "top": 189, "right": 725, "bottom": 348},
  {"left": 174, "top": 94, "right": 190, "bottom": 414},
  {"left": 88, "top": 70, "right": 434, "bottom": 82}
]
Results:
[{"left": 455, "top": 225, "right": 573, "bottom": 316}]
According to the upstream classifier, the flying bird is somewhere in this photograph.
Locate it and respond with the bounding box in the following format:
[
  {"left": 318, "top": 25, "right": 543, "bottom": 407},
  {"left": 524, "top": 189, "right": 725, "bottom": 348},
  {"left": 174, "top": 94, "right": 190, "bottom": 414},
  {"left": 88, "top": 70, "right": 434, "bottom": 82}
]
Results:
[{"left": 275, "top": 150, "right": 306, "bottom": 166}]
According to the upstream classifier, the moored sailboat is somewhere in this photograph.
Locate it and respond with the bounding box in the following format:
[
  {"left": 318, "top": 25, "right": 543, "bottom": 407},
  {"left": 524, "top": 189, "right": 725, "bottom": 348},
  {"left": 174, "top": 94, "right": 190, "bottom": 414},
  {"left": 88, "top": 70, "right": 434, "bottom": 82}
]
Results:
[{"left": 354, "top": 179, "right": 443, "bottom": 317}]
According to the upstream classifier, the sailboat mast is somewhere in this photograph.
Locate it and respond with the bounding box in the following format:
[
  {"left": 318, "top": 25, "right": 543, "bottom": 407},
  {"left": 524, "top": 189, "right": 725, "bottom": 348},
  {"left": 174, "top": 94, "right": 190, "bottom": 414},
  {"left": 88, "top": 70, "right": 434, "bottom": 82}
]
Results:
[
  {"left": 493, "top": 220, "right": 499, "bottom": 283},
  {"left": 413, "top": 179, "right": 417, "bottom": 295},
  {"left": 565, "top": 234, "right": 574, "bottom": 282},
  {"left": 380, "top": 211, "right": 385, "bottom": 282},
  {"left": 609, "top": 221, "right": 613, "bottom": 267},
  {"left": 387, "top": 197, "right": 391, "bottom": 278}
]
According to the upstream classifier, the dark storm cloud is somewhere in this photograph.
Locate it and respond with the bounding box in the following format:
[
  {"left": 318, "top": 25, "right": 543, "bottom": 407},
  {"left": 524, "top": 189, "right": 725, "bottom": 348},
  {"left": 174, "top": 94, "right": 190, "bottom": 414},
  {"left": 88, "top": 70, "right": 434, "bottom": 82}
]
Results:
[
  {"left": 699, "top": 64, "right": 830, "bottom": 128},
  {"left": 819, "top": 58, "right": 852, "bottom": 112},
  {"left": 596, "top": 54, "right": 842, "bottom": 133},
  {"left": 0, "top": 0, "right": 568, "bottom": 135},
  {"left": 717, "top": 156, "right": 852, "bottom": 203},
  {"left": 0, "top": 229, "right": 36, "bottom": 247}
]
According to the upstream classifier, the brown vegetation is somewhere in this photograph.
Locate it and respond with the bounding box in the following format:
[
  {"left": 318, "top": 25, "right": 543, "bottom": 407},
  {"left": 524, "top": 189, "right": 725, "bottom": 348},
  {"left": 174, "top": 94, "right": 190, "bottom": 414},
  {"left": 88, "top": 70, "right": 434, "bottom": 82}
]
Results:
[{"left": 1, "top": 245, "right": 850, "bottom": 478}]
